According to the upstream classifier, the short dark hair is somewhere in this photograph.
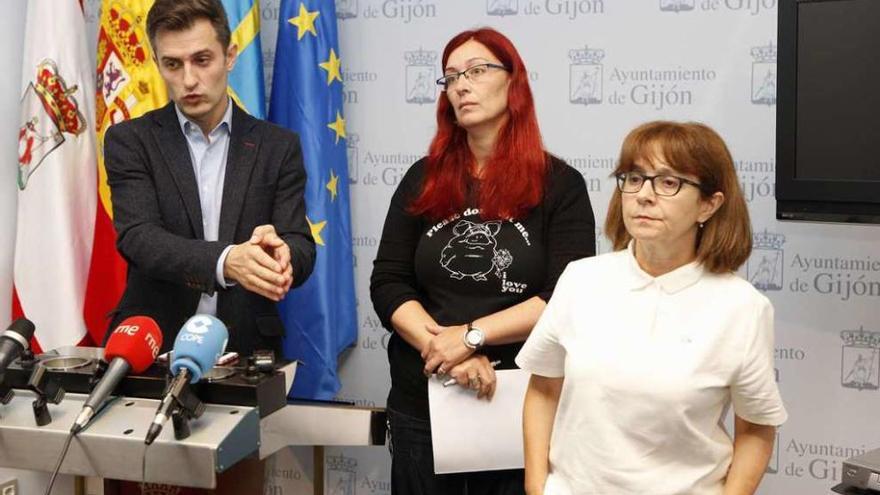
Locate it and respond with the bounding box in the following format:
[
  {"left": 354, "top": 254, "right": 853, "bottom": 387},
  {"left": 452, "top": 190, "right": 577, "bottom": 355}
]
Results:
[
  {"left": 604, "top": 121, "right": 752, "bottom": 274},
  {"left": 147, "top": 0, "right": 231, "bottom": 51}
]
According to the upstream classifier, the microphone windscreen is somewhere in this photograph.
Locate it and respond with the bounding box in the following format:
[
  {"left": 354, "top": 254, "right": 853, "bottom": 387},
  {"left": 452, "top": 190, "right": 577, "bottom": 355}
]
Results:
[
  {"left": 104, "top": 316, "right": 163, "bottom": 373},
  {"left": 5, "top": 318, "right": 36, "bottom": 340},
  {"left": 170, "top": 315, "right": 229, "bottom": 382}
]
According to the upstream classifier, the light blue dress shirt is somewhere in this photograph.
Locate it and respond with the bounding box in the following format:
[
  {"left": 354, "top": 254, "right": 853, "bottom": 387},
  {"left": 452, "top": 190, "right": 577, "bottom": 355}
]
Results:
[{"left": 175, "top": 99, "right": 235, "bottom": 317}]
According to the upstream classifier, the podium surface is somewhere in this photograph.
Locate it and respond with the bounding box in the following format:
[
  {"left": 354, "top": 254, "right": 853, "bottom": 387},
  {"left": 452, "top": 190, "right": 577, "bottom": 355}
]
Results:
[
  {"left": 0, "top": 348, "right": 386, "bottom": 490},
  {"left": 0, "top": 390, "right": 258, "bottom": 488}
]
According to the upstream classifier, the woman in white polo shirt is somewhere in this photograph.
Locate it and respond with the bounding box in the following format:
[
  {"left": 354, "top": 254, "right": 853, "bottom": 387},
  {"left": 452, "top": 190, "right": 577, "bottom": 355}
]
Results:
[{"left": 517, "top": 121, "right": 787, "bottom": 495}]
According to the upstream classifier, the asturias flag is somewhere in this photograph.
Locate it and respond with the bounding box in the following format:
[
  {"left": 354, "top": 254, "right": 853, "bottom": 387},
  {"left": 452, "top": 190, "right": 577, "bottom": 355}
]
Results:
[
  {"left": 221, "top": 0, "right": 266, "bottom": 118},
  {"left": 269, "top": 0, "right": 357, "bottom": 399}
]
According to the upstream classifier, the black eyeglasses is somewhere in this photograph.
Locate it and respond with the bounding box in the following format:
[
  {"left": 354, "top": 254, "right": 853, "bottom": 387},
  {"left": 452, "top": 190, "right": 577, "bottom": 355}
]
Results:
[
  {"left": 615, "top": 172, "right": 705, "bottom": 197},
  {"left": 436, "top": 63, "right": 509, "bottom": 90}
]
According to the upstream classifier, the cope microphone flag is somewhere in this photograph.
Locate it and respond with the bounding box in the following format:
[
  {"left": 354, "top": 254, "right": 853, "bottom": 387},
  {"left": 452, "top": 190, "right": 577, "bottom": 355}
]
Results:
[
  {"left": 145, "top": 314, "right": 228, "bottom": 445},
  {"left": 71, "top": 316, "right": 162, "bottom": 433},
  {"left": 0, "top": 318, "right": 35, "bottom": 375}
]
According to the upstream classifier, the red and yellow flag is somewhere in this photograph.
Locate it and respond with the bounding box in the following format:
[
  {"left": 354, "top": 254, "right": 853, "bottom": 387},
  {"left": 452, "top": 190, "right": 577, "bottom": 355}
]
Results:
[{"left": 85, "top": 0, "right": 168, "bottom": 343}]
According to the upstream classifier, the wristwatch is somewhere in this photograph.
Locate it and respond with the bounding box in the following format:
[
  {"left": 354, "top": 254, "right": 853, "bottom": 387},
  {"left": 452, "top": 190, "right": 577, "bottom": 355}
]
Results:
[{"left": 463, "top": 323, "right": 486, "bottom": 350}]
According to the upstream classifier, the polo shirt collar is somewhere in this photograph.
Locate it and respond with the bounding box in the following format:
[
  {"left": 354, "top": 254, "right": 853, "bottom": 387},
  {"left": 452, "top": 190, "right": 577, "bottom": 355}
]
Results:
[{"left": 624, "top": 240, "right": 704, "bottom": 294}]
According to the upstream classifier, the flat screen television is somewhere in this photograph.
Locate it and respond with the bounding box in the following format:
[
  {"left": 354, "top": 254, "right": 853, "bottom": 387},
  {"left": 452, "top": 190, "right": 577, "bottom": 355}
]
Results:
[{"left": 776, "top": 0, "right": 880, "bottom": 224}]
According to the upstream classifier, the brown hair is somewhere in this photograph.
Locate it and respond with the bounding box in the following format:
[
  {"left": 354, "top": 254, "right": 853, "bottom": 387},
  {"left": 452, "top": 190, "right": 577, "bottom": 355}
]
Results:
[
  {"left": 604, "top": 121, "right": 752, "bottom": 273},
  {"left": 147, "top": 0, "right": 231, "bottom": 51}
]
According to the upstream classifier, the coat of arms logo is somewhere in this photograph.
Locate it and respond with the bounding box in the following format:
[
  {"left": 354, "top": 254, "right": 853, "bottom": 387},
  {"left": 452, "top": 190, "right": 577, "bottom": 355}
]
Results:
[
  {"left": 17, "top": 59, "right": 86, "bottom": 190},
  {"left": 841, "top": 327, "right": 880, "bottom": 391}
]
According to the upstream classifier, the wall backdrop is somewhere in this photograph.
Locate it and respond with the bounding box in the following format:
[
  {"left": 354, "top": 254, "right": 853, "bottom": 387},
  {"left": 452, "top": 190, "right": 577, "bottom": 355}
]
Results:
[{"left": 79, "top": 1, "right": 880, "bottom": 493}]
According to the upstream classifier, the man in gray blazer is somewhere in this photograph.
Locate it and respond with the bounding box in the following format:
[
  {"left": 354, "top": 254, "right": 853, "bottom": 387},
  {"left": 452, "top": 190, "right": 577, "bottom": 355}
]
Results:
[{"left": 104, "top": 0, "right": 315, "bottom": 356}]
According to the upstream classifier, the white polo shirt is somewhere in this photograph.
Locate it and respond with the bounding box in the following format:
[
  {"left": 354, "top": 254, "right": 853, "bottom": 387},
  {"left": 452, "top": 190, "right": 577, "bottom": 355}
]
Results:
[{"left": 516, "top": 245, "right": 787, "bottom": 495}]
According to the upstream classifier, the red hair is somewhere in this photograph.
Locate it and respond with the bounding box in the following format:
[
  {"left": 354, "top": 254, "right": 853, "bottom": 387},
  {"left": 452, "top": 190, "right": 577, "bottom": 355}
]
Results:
[{"left": 409, "top": 28, "right": 547, "bottom": 220}]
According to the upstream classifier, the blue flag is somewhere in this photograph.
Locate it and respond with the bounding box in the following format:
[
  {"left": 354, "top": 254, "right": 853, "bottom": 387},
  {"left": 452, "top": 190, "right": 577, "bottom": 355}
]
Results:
[
  {"left": 269, "top": 0, "right": 356, "bottom": 399},
  {"left": 222, "top": 0, "right": 266, "bottom": 118}
]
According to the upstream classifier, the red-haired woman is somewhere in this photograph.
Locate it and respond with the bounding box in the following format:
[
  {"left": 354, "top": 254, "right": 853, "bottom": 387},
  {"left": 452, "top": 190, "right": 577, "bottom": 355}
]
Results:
[{"left": 370, "top": 28, "right": 595, "bottom": 494}]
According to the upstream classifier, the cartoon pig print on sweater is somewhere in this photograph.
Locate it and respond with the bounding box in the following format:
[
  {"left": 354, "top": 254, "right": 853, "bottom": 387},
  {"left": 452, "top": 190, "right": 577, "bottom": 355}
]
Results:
[{"left": 440, "top": 220, "right": 503, "bottom": 281}]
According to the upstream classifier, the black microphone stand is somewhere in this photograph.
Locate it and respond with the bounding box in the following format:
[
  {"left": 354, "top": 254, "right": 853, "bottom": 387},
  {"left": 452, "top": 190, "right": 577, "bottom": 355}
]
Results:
[
  {"left": 169, "top": 374, "right": 205, "bottom": 441},
  {"left": 27, "top": 364, "right": 66, "bottom": 426},
  {"left": 145, "top": 369, "right": 205, "bottom": 444}
]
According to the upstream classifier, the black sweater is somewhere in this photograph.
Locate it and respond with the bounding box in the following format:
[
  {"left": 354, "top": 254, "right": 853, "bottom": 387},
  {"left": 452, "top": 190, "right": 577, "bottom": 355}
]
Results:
[{"left": 370, "top": 156, "right": 596, "bottom": 419}]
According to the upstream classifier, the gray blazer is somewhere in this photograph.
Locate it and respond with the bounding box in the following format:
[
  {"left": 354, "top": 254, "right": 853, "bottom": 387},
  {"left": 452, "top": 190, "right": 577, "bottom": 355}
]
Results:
[{"left": 104, "top": 102, "right": 315, "bottom": 355}]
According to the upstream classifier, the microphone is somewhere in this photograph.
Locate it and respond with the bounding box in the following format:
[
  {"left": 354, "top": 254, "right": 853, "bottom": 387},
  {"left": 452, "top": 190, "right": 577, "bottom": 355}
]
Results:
[
  {"left": 145, "top": 314, "right": 228, "bottom": 445},
  {"left": 0, "top": 318, "right": 35, "bottom": 375},
  {"left": 71, "top": 316, "right": 162, "bottom": 434}
]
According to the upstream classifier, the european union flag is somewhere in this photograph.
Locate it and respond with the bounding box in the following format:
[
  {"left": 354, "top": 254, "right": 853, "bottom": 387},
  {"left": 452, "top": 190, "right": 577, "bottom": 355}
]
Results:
[
  {"left": 222, "top": 0, "right": 266, "bottom": 118},
  {"left": 268, "top": 0, "right": 356, "bottom": 399}
]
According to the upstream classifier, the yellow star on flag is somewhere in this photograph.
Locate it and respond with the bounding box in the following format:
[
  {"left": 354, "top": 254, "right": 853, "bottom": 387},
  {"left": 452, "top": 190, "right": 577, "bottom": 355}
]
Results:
[
  {"left": 307, "top": 216, "right": 327, "bottom": 246},
  {"left": 326, "top": 170, "right": 339, "bottom": 201},
  {"left": 288, "top": 3, "right": 320, "bottom": 40},
  {"left": 319, "top": 48, "right": 343, "bottom": 85},
  {"left": 327, "top": 111, "right": 346, "bottom": 144}
]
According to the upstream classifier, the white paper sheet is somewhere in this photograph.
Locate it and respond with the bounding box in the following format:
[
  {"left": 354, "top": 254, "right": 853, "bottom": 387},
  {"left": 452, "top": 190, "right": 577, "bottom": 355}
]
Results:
[{"left": 428, "top": 368, "right": 530, "bottom": 474}]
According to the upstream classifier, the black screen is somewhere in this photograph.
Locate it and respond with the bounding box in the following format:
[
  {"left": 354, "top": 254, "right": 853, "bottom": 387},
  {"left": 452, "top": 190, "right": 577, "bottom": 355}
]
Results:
[{"left": 796, "top": 0, "right": 880, "bottom": 182}]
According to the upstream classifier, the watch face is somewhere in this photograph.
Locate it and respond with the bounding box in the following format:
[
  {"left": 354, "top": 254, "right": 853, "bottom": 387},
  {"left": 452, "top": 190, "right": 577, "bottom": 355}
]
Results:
[{"left": 466, "top": 329, "right": 483, "bottom": 346}]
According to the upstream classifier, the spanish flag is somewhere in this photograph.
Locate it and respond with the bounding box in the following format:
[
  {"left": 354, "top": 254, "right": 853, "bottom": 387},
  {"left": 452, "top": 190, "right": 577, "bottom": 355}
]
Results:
[{"left": 86, "top": 0, "right": 168, "bottom": 344}]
